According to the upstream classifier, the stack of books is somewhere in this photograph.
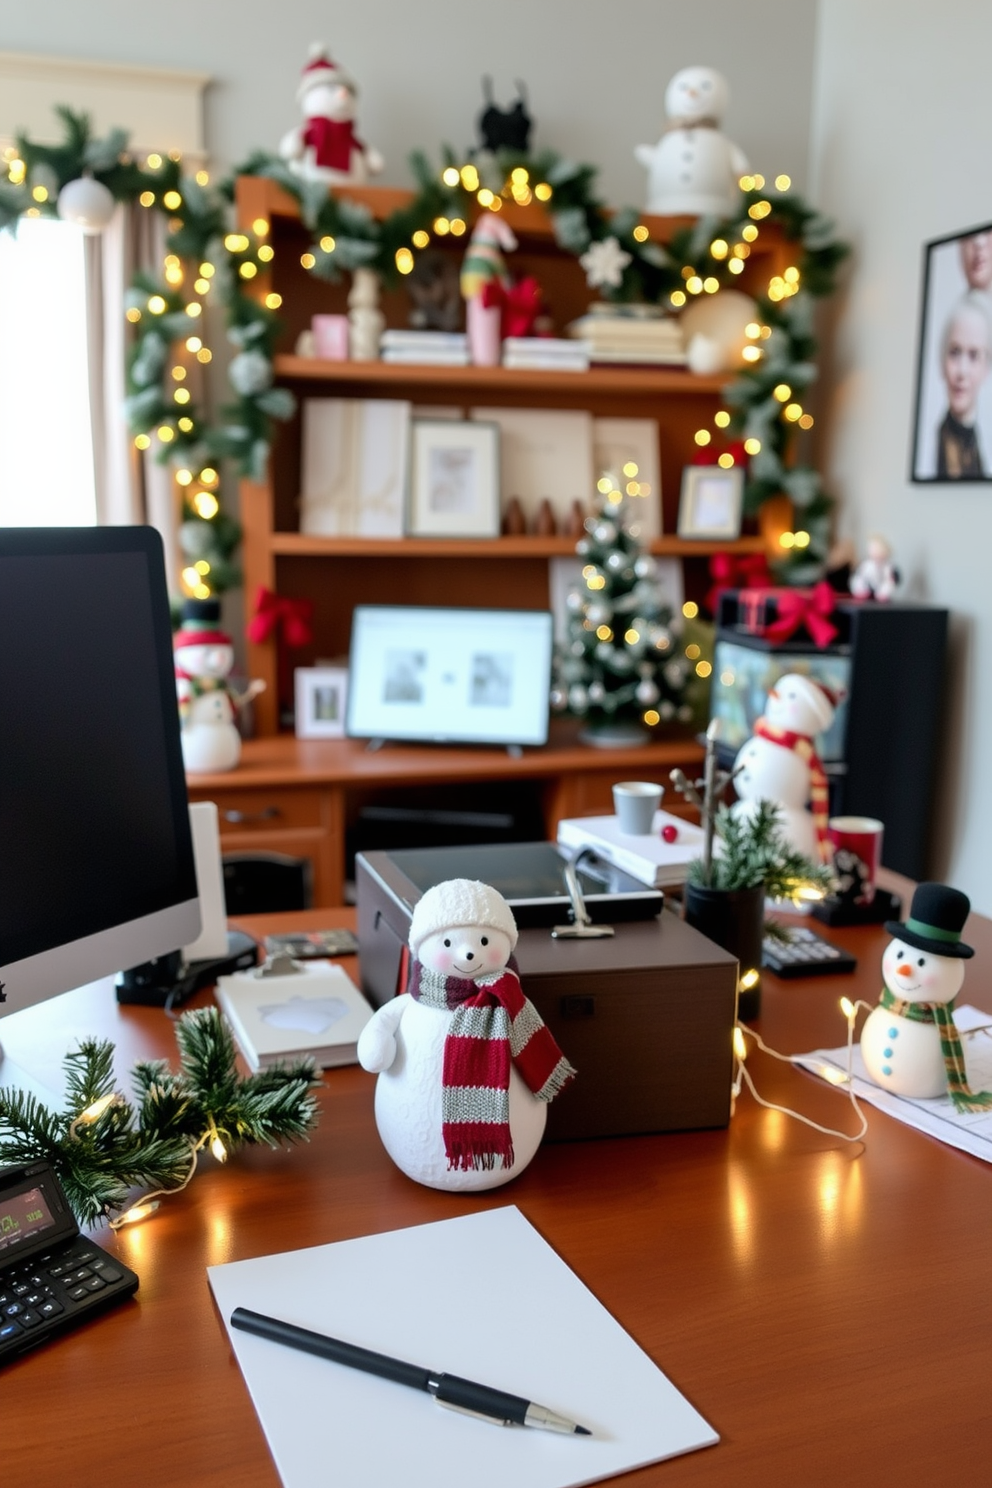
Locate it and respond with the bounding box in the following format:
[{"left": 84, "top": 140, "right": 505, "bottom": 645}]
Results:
[
  {"left": 501, "top": 337, "right": 591, "bottom": 372},
  {"left": 215, "top": 960, "right": 374, "bottom": 1073},
  {"left": 557, "top": 810, "right": 705, "bottom": 888},
  {"left": 566, "top": 305, "right": 686, "bottom": 365},
  {"left": 380, "top": 330, "right": 469, "bottom": 366}
]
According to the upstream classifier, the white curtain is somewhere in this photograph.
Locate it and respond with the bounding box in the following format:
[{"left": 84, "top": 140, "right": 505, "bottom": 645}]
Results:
[{"left": 84, "top": 204, "right": 180, "bottom": 580}]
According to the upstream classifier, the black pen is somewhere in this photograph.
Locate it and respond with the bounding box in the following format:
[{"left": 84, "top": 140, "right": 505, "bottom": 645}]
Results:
[{"left": 230, "top": 1307, "right": 592, "bottom": 1435}]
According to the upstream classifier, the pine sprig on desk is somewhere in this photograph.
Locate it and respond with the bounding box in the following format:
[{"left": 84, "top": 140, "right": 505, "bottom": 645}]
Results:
[{"left": 0, "top": 1008, "right": 321, "bottom": 1228}]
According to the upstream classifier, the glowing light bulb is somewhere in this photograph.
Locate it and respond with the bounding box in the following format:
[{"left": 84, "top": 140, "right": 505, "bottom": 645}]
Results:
[
  {"left": 412, "top": 229, "right": 429, "bottom": 248},
  {"left": 703, "top": 276, "right": 720, "bottom": 293},
  {"left": 319, "top": 235, "right": 335, "bottom": 252},
  {"left": 714, "top": 411, "right": 730, "bottom": 428},
  {"left": 178, "top": 417, "right": 194, "bottom": 432},
  {"left": 252, "top": 217, "right": 270, "bottom": 236},
  {"left": 139, "top": 190, "right": 155, "bottom": 208},
  {"left": 534, "top": 182, "right": 552, "bottom": 201},
  {"left": 742, "top": 224, "right": 758, "bottom": 242},
  {"left": 450, "top": 218, "right": 466, "bottom": 235},
  {"left": 163, "top": 190, "right": 182, "bottom": 210},
  {"left": 126, "top": 307, "right": 142, "bottom": 323},
  {"left": 717, "top": 452, "right": 735, "bottom": 469},
  {"left": 186, "top": 336, "right": 202, "bottom": 352},
  {"left": 433, "top": 217, "right": 450, "bottom": 235},
  {"left": 257, "top": 245, "right": 274, "bottom": 263},
  {"left": 670, "top": 289, "right": 687, "bottom": 306},
  {"left": 134, "top": 434, "right": 151, "bottom": 450},
  {"left": 300, "top": 253, "right": 316, "bottom": 269},
  {"left": 199, "top": 263, "right": 215, "bottom": 278},
  {"left": 682, "top": 601, "right": 699, "bottom": 619},
  {"left": 193, "top": 491, "right": 219, "bottom": 519},
  {"left": 185, "top": 302, "right": 202, "bottom": 316},
  {"left": 799, "top": 413, "right": 814, "bottom": 430},
  {"left": 195, "top": 170, "right": 210, "bottom": 186},
  {"left": 779, "top": 532, "right": 796, "bottom": 549},
  {"left": 395, "top": 247, "right": 414, "bottom": 274},
  {"left": 157, "top": 425, "right": 175, "bottom": 443},
  {"left": 733, "top": 1027, "right": 748, "bottom": 1060},
  {"left": 596, "top": 625, "right": 612, "bottom": 641},
  {"left": 694, "top": 429, "right": 711, "bottom": 446},
  {"left": 840, "top": 996, "right": 856, "bottom": 1021},
  {"left": 146, "top": 153, "right": 163, "bottom": 169},
  {"left": 744, "top": 437, "right": 762, "bottom": 455},
  {"left": 773, "top": 384, "right": 792, "bottom": 402},
  {"left": 625, "top": 628, "right": 640, "bottom": 644},
  {"left": 633, "top": 224, "right": 650, "bottom": 242},
  {"left": 461, "top": 164, "right": 480, "bottom": 191},
  {"left": 728, "top": 259, "right": 745, "bottom": 275},
  {"left": 686, "top": 275, "right": 703, "bottom": 294},
  {"left": 114, "top": 1201, "right": 160, "bottom": 1227},
  {"left": 80, "top": 1093, "right": 116, "bottom": 1123},
  {"left": 196, "top": 348, "right": 212, "bottom": 363},
  {"left": 622, "top": 461, "right": 639, "bottom": 477},
  {"left": 643, "top": 709, "right": 660, "bottom": 726},
  {"left": 696, "top": 659, "right": 712, "bottom": 678},
  {"left": 477, "top": 188, "right": 494, "bottom": 207},
  {"left": 176, "top": 468, "right": 193, "bottom": 485},
  {"left": 147, "top": 295, "right": 167, "bottom": 314},
  {"left": 264, "top": 293, "right": 282, "bottom": 310},
  {"left": 442, "top": 166, "right": 460, "bottom": 186},
  {"left": 174, "top": 387, "right": 191, "bottom": 404}
]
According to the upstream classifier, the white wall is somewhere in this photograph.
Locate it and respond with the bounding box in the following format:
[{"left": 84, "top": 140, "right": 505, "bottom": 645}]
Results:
[
  {"left": 3, "top": 1, "right": 817, "bottom": 202},
  {"left": 809, "top": 1, "right": 992, "bottom": 911}
]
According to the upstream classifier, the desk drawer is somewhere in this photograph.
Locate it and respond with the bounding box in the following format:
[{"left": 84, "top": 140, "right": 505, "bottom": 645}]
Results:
[{"left": 191, "top": 787, "right": 325, "bottom": 834}]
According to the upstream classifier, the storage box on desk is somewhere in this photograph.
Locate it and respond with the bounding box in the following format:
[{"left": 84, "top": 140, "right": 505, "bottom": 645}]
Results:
[{"left": 356, "top": 849, "right": 738, "bottom": 1139}]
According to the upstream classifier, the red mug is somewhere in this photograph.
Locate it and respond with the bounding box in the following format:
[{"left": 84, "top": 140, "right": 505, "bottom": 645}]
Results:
[{"left": 828, "top": 816, "right": 884, "bottom": 905}]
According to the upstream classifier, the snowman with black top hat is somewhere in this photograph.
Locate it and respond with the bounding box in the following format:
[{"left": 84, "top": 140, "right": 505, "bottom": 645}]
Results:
[{"left": 861, "top": 882, "right": 992, "bottom": 1111}]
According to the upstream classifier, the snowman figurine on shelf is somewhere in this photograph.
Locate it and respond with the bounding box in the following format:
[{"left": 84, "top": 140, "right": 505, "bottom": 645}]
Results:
[
  {"left": 860, "top": 883, "right": 992, "bottom": 1111},
  {"left": 279, "top": 43, "right": 384, "bottom": 184},
  {"left": 731, "top": 673, "right": 836, "bottom": 863},
  {"left": 634, "top": 65, "right": 748, "bottom": 217},
  {"left": 173, "top": 599, "right": 264, "bottom": 774},
  {"left": 356, "top": 879, "right": 576, "bottom": 1191}
]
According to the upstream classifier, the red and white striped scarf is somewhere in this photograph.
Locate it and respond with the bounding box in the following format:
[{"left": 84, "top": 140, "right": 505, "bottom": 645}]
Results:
[
  {"left": 408, "top": 958, "right": 575, "bottom": 1171},
  {"left": 753, "top": 716, "right": 831, "bottom": 862}
]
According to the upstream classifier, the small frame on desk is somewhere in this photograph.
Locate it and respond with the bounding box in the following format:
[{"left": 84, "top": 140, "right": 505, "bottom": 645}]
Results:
[
  {"left": 408, "top": 419, "right": 500, "bottom": 538},
  {"left": 677, "top": 464, "right": 745, "bottom": 540},
  {"left": 294, "top": 666, "right": 349, "bottom": 739}
]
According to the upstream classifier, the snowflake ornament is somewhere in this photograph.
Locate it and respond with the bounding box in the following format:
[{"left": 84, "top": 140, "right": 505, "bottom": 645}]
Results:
[{"left": 579, "top": 236, "right": 632, "bottom": 289}]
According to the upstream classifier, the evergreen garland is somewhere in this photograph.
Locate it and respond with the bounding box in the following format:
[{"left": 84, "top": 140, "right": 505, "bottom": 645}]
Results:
[
  {"left": 3, "top": 110, "right": 849, "bottom": 598},
  {"left": 0, "top": 1007, "right": 320, "bottom": 1228}
]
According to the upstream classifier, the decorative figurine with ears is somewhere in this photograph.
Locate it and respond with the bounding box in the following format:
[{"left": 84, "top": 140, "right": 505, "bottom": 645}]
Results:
[
  {"left": 860, "top": 883, "right": 992, "bottom": 1111},
  {"left": 357, "top": 879, "right": 575, "bottom": 1191}
]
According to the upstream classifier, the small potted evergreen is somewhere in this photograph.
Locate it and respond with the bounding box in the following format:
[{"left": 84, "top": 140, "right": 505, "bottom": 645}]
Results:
[{"left": 672, "top": 723, "right": 832, "bottom": 1019}]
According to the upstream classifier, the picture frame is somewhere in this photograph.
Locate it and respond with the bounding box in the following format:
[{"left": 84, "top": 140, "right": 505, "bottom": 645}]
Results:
[
  {"left": 408, "top": 419, "right": 501, "bottom": 538},
  {"left": 294, "top": 666, "right": 349, "bottom": 739},
  {"left": 911, "top": 220, "right": 992, "bottom": 482},
  {"left": 677, "top": 465, "right": 744, "bottom": 539}
]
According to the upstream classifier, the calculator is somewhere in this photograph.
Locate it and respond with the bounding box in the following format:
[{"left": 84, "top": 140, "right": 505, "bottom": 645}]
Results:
[
  {"left": 762, "top": 926, "right": 857, "bottom": 978},
  {"left": 0, "top": 1159, "right": 139, "bottom": 1364}
]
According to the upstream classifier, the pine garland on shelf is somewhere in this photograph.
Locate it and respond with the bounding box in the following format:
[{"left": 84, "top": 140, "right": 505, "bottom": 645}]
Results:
[
  {"left": 0, "top": 1007, "right": 320, "bottom": 1228},
  {"left": 2, "top": 109, "right": 849, "bottom": 598}
]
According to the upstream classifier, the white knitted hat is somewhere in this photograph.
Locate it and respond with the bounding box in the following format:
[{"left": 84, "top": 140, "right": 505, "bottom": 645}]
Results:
[{"left": 408, "top": 878, "right": 518, "bottom": 954}]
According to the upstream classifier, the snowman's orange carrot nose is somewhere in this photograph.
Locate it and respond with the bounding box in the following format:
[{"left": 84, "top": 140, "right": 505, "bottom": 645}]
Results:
[
  {"left": 897, "top": 963, "right": 913, "bottom": 976},
  {"left": 768, "top": 688, "right": 779, "bottom": 700}
]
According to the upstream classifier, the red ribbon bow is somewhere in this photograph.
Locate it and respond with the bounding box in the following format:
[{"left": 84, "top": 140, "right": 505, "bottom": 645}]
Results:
[
  {"left": 480, "top": 275, "right": 544, "bottom": 338},
  {"left": 247, "top": 587, "right": 314, "bottom": 649},
  {"left": 762, "top": 580, "right": 838, "bottom": 649},
  {"left": 706, "top": 551, "right": 773, "bottom": 616}
]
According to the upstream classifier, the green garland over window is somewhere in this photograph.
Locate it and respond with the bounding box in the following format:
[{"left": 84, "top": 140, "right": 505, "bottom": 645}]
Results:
[{"left": 2, "top": 108, "right": 848, "bottom": 593}]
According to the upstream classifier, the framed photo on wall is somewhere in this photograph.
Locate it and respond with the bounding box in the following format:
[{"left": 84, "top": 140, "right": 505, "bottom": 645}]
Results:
[
  {"left": 677, "top": 465, "right": 744, "bottom": 539},
  {"left": 911, "top": 221, "right": 992, "bottom": 482},
  {"left": 294, "top": 666, "right": 349, "bottom": 739},
  {"left": 408, "top": 420, "right": 500, "bottom": 537}
]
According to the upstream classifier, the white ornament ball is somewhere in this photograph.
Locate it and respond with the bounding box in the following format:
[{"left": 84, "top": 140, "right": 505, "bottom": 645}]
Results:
[
  {"left": 607, "top": 552, "right": 625, "bottom": 571},
  {"left": 594, "top": 523, "right": 613, "bottom": 542},
  {"left": 549, "top": 687, "right": 567, "bottom": 710},
  {"left": 566, "top": 590, "right": 585, "bottom": 612},
  {"left": 680, "top": 290, "right": 759, "bottom": 375},
  {"left": 57, "top": 177, "right": 116, "bottom": 234},
  {"left": 229, "top": 349, "right": 273, "bottom": 397},
  {"left": 634, "top": 555, "right": 657, "bottom": 578},
  {"left": 636, "top": 679, "right": 660, "bottom": 705},
  {"left": 568, "top": 684, "right": 588, "bottom": 712},
  {"left": 588, "top": 680, "right": 605, "bottom": 703},
  {"left": 664, "top": 660, "right": 686, "bottom": 687}
]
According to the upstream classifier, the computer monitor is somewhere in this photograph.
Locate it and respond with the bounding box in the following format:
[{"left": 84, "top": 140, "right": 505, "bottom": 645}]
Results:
[
  {"left": 346, "top": 605, "right": 554, "bottom": 747},
  {"left": 0, "top": 527, "right": 200, "bottom": 1030}
]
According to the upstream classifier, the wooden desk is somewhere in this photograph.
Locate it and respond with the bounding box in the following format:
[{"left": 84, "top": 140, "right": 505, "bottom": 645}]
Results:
[
  {"left": 185, "top": 723, "right": 704, "bottom": 906},
  {"left": 5, "top": 891, "right": 992, "bottom": 1487}
]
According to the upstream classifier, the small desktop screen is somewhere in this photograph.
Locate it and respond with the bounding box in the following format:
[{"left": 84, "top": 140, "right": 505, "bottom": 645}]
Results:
[
  {"left": 0, "top": 527, "right": 199, "bottom": 1019},
  {"left": 709, "top": 636, "right": 852, "bottom": 763},
  {"left": 346, "top": 606, "right": 553, "bottom": 747}
]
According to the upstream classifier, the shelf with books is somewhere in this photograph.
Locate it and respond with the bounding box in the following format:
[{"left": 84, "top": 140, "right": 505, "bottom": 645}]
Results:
[{"left": 236, "top": 177, "right": 784, "bottom": 736}]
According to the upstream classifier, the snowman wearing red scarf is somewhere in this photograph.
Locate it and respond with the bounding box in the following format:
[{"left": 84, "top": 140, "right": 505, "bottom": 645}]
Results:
[
  {"left": 279, "top": 44, "right": 384, "bottom": 184},
  {"left": 357, "top": 880, "right": 576, "bottom": 1191}
]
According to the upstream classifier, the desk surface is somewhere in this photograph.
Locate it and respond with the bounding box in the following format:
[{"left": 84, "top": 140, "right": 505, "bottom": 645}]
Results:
[{"left": 5, "top": 884, "right": 992, "bottom": 1488}]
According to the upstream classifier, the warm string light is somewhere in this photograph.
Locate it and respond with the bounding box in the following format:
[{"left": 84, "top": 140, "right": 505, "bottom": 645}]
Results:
[{"left": 731, "top": 1016, "right": 869, "bottom": 1141}]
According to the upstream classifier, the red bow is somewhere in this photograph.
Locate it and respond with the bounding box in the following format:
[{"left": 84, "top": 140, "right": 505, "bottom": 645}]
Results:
[
  {"left": 480, "top": 275, "right": 543, "bottom": 338},
  {"left": 762, "top": 581, "right": 838, "bottom": 649},
  {"left": 247, "top": 587, "right": 314, "bottom": 649},
  {"left": 706, "top": 551, "right": 773, "bottom": 616}
]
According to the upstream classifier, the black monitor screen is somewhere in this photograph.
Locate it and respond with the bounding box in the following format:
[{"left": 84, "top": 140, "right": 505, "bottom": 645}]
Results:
[{"left": 0, "top": 529, "right": 197, "bottom": 977}]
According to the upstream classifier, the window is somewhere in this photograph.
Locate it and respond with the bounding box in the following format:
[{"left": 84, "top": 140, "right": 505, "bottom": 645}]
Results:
[{"left": 0, "top": 217, "right": 96, "bottom": 525}]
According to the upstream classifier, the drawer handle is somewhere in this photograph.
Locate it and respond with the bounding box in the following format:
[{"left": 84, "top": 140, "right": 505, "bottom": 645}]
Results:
[{"left": 222, "top": 807, "right": 282, "bottom": 824}]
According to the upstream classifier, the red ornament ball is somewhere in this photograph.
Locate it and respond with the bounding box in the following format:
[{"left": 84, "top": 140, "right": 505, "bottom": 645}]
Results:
[{"left": 661, "top": 824, "right": 679, "bottom": 843}]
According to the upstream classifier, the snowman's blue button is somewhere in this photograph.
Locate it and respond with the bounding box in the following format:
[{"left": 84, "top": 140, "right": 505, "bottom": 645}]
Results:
[
  {"left": 881, "top": 1065, "right": 893, "bottom": 1076},
  {"left": 888, "top": 1028, "right": 899, "bottom": 1039},
  {"left": 883, "top": 1048, "right": 893, "bottom": 1058}
]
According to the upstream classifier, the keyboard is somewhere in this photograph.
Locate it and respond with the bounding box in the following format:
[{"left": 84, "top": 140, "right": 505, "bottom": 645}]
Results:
[{"left": 762, "top": 925, "right": 857, "bottom": 978}]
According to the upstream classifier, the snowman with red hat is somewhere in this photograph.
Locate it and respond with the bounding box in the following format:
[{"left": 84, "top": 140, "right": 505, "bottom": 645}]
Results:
[
  {"left": 279, "top": 43, "right": 384, "bottom": 184},
  {"left": 860, "top": 882, "right": 992, "bottom": 1110},
  {"left": 731, "top": 672, "right": 837, "bottom": 863},
  {"left": 174, "top": 599, "right": 264, "bottom": 773}
]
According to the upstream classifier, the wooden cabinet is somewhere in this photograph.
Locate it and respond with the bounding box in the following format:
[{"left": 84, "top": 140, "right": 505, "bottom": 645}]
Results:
[{"left": 233, "top": 177, "right": 781, "bottom": 736}]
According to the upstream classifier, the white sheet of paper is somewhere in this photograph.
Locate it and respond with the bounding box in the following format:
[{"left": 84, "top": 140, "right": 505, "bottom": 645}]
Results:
[
  {"left": 208, "top": 1205, "right": 717, "bottom": 1488},
  {"left": 798, "top": 1003, "right": 992, "bottom": 1163}
]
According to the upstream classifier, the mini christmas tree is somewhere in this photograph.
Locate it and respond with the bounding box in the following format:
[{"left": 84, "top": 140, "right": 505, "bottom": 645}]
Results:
[{"left": 551, "top": 490, "right": 691, "bottom": 742}]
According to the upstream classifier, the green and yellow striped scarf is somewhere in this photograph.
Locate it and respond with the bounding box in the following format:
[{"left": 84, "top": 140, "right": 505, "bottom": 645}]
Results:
[{"left": 879, "top": 987, "right": 992, "bottom": 1112}]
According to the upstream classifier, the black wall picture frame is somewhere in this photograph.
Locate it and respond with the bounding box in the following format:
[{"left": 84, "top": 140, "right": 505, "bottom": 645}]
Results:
[{"left": 911, "top": 221, "right": 992, "bottom": 482}]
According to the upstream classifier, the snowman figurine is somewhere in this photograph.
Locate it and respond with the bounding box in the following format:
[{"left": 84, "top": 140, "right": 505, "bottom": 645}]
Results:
[
  {"left": 173, "top": 599, "right": 264, "bottom": 774},
  {"left": 356, "top": 879, "right": 576, "bottom": 1191},
  {"left": 634, "top": 65, "right": 748, "bottom": 217},
  {"left": 731, "top": 673, "right": 836, "bottom": 863},
  {"left": 279, "top": 43, "right": 384, "bottom": 184},
  {"left": 860, "top": 883, "right": 992, "bottom": 1111}
]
